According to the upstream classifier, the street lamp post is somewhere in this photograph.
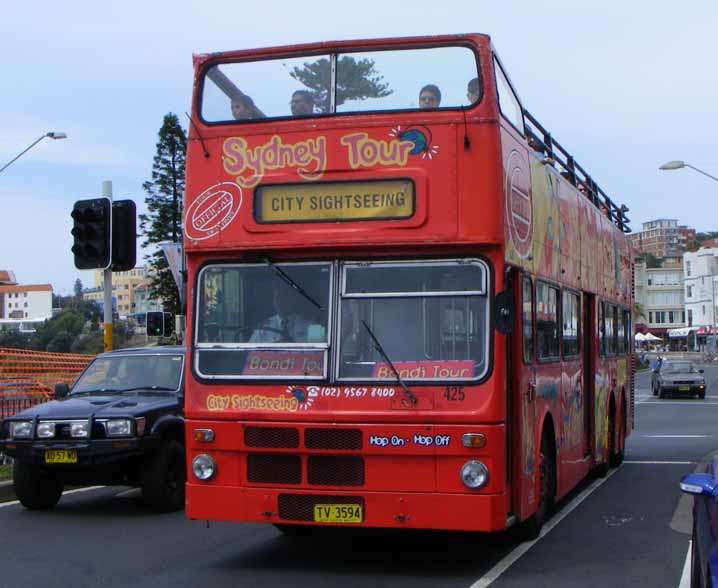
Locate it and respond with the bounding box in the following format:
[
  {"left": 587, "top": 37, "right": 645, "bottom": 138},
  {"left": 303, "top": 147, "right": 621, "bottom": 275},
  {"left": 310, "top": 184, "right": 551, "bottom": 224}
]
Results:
[
  {"left": 659, "top": 160, "right": 718, "bottom": 182},
  {"left": 0, "top": 132, "right": 68, "bottom": 175}
]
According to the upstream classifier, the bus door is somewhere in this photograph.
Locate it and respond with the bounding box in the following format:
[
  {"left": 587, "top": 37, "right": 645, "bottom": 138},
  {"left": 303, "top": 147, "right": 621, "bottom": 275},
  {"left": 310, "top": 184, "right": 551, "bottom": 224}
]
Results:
[
  {"left": 510, "top": 274, "right": 537, "bottom": 521},
  {"left": 582, "top": 292, "right": 595, "bottom": 458}
]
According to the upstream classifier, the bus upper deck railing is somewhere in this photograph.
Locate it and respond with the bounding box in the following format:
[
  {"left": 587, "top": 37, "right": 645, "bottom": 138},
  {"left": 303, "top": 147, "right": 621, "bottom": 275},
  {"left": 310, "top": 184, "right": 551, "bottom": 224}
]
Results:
[{"left": 523, "top": 109, "right": 631, "bottom": 233}]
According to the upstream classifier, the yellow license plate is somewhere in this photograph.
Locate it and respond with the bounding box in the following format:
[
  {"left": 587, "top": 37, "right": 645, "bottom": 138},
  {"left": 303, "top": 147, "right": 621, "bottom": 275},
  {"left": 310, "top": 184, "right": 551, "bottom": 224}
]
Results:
[
  {"left": 313, "top": 504, "right": 363, "bottom": 523},
  {"left": 45, "top": 450, "right": 77, "bottom": 464},
  {"left": 679, "top": 386, "right": 691, "bottom": 392}
]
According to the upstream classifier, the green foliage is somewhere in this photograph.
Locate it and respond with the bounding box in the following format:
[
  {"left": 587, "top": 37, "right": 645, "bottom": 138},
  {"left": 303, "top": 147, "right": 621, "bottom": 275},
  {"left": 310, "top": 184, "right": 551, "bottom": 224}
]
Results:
[
  {"left": 139, "top": 113, "right": 187, "bottom": 315},
  {"left": 290, "top": 56, "right": 392, "bottom": 113},
  {"left": 638, "top": 252, "right": 662, "bottom": 268},
  {"left": 74, "top": 278, "right": 83, "bottom": 300},
  {"left": 0, "top": 330, "right": 32, "bottom": 349}
]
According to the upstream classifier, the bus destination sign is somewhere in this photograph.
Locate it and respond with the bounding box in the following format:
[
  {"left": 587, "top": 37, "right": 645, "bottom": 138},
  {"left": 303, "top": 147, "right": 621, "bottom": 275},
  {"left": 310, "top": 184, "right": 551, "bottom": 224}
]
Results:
[{"left": 254, "top": 180, "right": 414, "bottom": 223}]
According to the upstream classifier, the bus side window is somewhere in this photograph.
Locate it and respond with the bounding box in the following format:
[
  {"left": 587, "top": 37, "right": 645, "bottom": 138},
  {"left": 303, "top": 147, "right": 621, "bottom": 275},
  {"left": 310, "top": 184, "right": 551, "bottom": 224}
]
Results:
[
  {"left": 536, "top": 282, "right": 559, "bottom": 361},
  {"left": 598, "top": 301, "right": 605, "bottom": 356},
  {"left": 522, "top": 277, "right": 533, "bottom": 363}
]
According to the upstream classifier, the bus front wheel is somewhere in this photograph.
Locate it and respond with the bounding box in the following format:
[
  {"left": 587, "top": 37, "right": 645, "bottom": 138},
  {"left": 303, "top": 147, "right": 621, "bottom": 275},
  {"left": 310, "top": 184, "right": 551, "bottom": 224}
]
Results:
[{"left": 519, "top": 431, "right": 556, "bottom": 541}]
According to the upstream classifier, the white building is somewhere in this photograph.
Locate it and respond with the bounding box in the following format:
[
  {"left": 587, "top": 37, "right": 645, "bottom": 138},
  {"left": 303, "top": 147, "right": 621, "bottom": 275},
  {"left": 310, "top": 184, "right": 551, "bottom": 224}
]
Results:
[
  {"left": 634, "top": 259, "right": 685, "bottom": 338},
  {"left": 0, "top": 284, "right": 53, "bottom": 332},
  {"left": 683, "top": 248, "right": 718, "bottom": 339}
]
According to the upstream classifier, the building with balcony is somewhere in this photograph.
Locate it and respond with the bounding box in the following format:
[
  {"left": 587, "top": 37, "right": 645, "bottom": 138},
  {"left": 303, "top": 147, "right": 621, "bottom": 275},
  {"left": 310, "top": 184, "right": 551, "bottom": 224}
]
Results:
[
  {"left": 630, "top": 218, "right": 695, "bottom": 258},
  {"left": 683, "top": 248, "right": 718, "bottom": 349},
  {"left": 634, "top": 258, "right": 685, "bottom": 340},
  {"left": 85, "top": 266, "right": 150, "bottom": 318},
  {"left": 0, "top": 283, "right": 53, "bottom": 332}
]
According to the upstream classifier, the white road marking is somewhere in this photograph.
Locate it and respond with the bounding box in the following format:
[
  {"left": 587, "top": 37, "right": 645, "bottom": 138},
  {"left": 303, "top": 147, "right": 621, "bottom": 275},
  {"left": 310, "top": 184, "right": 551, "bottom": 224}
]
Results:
[
  {"left": 678, "top": 541, "right": 691, "bottom": 588},
  {"left": 0, "top": 485, "right": 105, "bottom": 509},
  {"left": 115, "top": 488, "right": 141, "bottom": 498},
  {"left": 642, "top": 435, "right": 713, "bottom": 439},
  {"left": 470, "top": 469, "right": 618, "bottom": 588},
  {"left": 638, "top": 400, "right": 718, "bottom": 405},
  {"left": 624, "top": 461, "right": 695, "bottom": 465}
]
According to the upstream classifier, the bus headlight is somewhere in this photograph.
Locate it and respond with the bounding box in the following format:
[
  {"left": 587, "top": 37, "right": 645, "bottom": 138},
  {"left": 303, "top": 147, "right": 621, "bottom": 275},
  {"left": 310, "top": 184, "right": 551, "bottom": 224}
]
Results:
[
  {"left": 192, "top": 454, "right": 216, "bottom": 481},
  {"left": 460, "top": 460, "right": 489, "bottom": 489}
]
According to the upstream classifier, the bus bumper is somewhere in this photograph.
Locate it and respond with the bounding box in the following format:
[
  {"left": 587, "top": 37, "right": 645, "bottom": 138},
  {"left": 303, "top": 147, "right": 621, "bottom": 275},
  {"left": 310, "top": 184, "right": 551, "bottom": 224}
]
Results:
[{"left": 186, "top": 483, "right": 509, "bottom": 532}]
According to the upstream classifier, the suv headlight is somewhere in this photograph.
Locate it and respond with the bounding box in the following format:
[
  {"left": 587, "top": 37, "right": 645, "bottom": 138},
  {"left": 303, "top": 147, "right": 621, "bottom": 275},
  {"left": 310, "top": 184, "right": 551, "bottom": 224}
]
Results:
[
  {"left": 70, "top": 421, "right": 89, "bottom": 438},
  {"left": 37, "top": 422, "right": 56, "bottom": 439},
  {"left": 105, "top": 419, "right": 132, "bottom": 437},
  {"left": 10, "top": 421, "right": 33, "bottom": 439}
]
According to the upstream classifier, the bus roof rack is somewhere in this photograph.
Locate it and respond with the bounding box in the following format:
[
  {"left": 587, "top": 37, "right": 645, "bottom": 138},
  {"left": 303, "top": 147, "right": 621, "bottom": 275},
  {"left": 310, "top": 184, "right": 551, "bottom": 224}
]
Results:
[{"left": 523, "top": 110, "right": 631, "bottom": 233}]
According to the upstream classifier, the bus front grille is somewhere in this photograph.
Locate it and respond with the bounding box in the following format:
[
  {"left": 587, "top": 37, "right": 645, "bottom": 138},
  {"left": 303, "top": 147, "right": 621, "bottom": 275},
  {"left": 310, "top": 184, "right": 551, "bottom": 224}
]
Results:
[
  {"left": 247, "top": 454, "right": 301, "bottom": 484},
  {"left": 244, "top": 426, "right": 300, "bottom": 448},
  {"left": 307, "top": 455, "right": 365, "bottom": 486},
  {"left": 305, "top": 428, "right": 362, "bottom": 450}
]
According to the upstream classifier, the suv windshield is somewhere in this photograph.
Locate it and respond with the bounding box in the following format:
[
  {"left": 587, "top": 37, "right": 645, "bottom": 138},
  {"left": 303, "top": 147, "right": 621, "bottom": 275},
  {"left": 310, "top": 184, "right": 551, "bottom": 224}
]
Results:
[
  {"left": 73, "top": 354, "right": 184, "bottom": 394},
  {"left": 663, "top": 362, "right": 696, "bottom": 374},
  {"left": 201, "top": 46, "right": 480, "bottom": 122}
]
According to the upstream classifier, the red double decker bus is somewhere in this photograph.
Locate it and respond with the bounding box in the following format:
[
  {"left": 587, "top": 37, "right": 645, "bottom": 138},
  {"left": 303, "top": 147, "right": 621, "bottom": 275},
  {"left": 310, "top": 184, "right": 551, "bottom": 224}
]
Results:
[{"left": 183, "top": 33, "right": 634, "bottom": 536}]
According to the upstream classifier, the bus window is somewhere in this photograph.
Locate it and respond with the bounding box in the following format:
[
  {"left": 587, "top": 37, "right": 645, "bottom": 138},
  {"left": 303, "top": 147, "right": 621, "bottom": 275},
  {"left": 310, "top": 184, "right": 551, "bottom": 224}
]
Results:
[
  {"left": 194, "top": 262, "right": 332, "bottom": 379},
  {"left": 598, "top": 301, "right": 605, "bottom": 356},
  {"left": 623, "top": 309, "right": 631, "bottom": 354},
  {"left": 522, "top": 277, "right": 533, "bottom": 363},
  {"left": 605, "top": 304, "right": 617, "bottom": 356},
  {"left": 536, "top": 282, "right": 559, "bottom": 361},
  {"left": 562, "top": 290, "right": 581, "bottom": 358},
  {"left": 201, "top": 45, "right": 480, "bottom": 123},
  {"left": 617, "top": 308, "right": 626, "bottom": 354},
  {"left": 337, "top": 260, "right": 489, "bottom": 382},
  {"left": 493, "top": 57, "right": 524, "bottom": 134}
]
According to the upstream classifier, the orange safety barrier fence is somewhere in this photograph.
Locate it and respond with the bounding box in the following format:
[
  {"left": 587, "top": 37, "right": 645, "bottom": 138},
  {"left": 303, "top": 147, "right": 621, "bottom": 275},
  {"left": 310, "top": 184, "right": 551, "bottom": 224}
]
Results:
[{"left": 0, "top": 348, "right": 94, "bottom": 419}]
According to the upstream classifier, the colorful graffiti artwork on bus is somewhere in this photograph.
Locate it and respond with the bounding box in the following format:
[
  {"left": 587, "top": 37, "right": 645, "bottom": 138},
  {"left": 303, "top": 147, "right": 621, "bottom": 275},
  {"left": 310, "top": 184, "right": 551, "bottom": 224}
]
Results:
[
  {"left": 594, "top": 369, "right": 609, "bottom": 460},
  {"left": 560, "top": 377, "right": 584, "bottom": 449},
  {"left": 341, "top": 132, "right": 415, "bottom": 169},
  {"left": 522, "top": 396, "right": 535, "bottom": 478}
]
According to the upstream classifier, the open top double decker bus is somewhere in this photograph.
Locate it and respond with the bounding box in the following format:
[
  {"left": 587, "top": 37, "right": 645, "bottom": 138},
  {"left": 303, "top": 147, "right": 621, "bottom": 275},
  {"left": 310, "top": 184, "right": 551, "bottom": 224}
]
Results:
[{"left": 184, "top": 33, "right": 633, "bottom": 536}]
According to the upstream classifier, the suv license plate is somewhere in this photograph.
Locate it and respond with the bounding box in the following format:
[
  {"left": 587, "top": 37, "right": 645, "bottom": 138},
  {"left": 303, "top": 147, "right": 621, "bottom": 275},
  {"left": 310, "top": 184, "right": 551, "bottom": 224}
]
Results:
[
  {"left": 45, "top": 450, "right": 77, "bottom": 464},
  {"left": 313, "top": 504, "right": 363, "bottom": 523},
  {"left": 679, "top": 386, "right": 691, "bottom": 392}
]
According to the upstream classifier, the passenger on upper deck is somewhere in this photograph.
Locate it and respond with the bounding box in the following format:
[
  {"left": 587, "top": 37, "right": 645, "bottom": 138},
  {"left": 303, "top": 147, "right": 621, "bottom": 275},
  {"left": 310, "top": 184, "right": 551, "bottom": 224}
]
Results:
[
  {"left": 290, "top": 90, "right": 314, "bottom": 116},
  {"left": 418, "top": 84, "right": 441, "bottom": 109},
  {"left": 231, "top": 93, "right": 259, "bottom": 120},
  {"left": 467, "top": 78, "right": 479, "bottom": 104}
]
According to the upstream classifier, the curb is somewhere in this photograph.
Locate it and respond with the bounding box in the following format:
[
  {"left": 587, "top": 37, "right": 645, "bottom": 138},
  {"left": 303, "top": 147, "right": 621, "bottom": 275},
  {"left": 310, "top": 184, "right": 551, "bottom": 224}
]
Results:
[{"left": 0, "top": 480, "right": 15, "bottom": 503}]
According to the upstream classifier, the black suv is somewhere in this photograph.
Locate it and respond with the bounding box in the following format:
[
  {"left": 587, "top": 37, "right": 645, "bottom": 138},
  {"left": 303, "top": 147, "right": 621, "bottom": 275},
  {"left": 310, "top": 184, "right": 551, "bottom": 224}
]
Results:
[{"left": 0, "top": 346, "right": 185, "bottom": 511}]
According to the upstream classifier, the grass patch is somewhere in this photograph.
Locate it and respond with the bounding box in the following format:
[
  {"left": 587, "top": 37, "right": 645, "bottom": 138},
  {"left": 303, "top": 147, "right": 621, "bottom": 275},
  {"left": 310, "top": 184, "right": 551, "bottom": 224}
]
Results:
[{"left": 0, "top": 464, "right": 11, "bottom": 481}]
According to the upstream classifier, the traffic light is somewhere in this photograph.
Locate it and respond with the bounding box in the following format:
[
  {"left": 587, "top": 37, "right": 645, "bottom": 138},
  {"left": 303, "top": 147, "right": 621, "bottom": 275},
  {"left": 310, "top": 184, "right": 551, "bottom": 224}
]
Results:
[
  {"left": 71, "top": 198, "right": 111, "bottom": 270},
  {"left": 112, "top": 200, "right": 136, "bottom": 272},
  {"left": 147, "top": 311, "right": 174, "bottom": 337}
]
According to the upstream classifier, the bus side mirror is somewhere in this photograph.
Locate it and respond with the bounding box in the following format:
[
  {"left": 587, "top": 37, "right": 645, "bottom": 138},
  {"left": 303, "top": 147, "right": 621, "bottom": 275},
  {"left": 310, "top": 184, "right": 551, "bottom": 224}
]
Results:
[
  {"left": 495, "top": 290, "right": 515, "bottom": 334},
  {"left": 54, "top": 382, "right": 69, "bottom": 399}
]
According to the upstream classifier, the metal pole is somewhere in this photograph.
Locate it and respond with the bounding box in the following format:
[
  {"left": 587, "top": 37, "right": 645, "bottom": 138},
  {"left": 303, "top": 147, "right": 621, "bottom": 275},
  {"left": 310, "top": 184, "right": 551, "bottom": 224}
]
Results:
[
  {"left": 0, "top": 135, "right": 47, "bottom": 174},
  {"left": 102, "top": 180, "right": 113, "bottom": 352}
]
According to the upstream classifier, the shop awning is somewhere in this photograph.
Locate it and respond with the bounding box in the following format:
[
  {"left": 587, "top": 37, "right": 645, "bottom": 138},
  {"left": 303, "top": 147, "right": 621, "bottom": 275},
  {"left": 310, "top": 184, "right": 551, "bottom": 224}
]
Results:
[{"left": 667, "top": 327, "right": 699, "bottom": 338}]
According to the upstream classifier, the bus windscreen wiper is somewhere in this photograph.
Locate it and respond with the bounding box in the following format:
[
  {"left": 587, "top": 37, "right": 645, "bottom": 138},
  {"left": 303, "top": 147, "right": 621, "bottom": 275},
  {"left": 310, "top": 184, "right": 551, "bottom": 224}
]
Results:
[
  {"left": 264, "top": 257, "right": 322, "bottom": 310},
  {"left": 361, "top": 320, "right": 417, "bottom": 406}
]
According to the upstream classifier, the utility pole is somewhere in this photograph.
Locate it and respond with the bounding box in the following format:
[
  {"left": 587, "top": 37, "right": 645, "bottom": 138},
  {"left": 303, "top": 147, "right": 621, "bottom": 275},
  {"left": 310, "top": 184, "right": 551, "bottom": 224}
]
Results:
[{"left": 102, "top": 181, "right": 113, "bottom": 352}]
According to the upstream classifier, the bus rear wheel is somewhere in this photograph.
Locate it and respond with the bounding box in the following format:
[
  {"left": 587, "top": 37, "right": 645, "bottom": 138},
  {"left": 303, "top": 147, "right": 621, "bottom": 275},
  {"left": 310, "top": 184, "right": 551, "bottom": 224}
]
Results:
[{"left": 519, "top": 432, "right": 556, "bottom": 541}]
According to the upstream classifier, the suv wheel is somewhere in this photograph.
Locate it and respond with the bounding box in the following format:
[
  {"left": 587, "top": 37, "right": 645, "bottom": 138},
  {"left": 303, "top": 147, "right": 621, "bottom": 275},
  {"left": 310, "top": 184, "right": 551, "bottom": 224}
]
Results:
[
  {"left": 13, "top": 462, "right": 64, "bottom": 510},
  {"left": 140, "top": 440, "right": 186, "bottom": 512}
]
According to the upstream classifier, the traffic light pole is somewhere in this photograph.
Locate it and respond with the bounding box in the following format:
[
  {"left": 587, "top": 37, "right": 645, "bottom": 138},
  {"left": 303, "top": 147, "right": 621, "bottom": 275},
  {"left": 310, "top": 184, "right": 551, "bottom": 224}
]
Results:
[{"left": 102, "top": 180, "right": 113, "bottom": 352}]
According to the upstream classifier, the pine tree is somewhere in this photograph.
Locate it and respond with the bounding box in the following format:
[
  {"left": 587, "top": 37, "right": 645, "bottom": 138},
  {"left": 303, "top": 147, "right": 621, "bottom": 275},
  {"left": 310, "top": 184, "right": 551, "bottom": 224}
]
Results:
[
  {"left": 139, "top": 113, "right": 187, "bottom": 315},
  {"left": 73, "top": 278, "right": 83, "bottom": 300}
]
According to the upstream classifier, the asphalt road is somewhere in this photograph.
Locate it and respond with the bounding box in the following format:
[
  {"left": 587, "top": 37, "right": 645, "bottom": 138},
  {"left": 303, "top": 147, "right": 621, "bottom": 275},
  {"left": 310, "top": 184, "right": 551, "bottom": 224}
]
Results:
[{"left": 1, "top": 365, "right": 716, "bottom": 588}]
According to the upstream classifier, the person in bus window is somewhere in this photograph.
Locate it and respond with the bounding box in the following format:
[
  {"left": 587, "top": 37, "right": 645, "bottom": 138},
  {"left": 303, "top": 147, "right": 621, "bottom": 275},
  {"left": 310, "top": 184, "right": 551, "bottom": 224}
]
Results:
[
  {"left": 418, "top": 84, "right": 441, "bottom": 109},
  {"left": 290, "top": 90, "right": 314, "bottom": 116},
  {"left": 231, "top": 93, "right": 258, "bottom": 120},
  {"left": 467, "top": 78, "right": 479, "bottom": 104},
  {"left": 250, "top": 286, "right": 323, "bottom": 343}
]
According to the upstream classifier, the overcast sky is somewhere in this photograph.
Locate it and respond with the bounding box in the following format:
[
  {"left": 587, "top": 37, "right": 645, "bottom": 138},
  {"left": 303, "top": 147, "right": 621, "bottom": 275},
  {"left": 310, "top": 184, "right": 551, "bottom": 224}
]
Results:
[{"left": 2, "top": 0, "right": 717, "bottom": 295}]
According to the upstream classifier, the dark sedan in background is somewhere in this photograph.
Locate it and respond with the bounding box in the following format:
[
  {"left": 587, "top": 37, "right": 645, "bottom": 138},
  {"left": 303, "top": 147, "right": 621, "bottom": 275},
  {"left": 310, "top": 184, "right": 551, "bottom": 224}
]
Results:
[{"left": 652, "top": 360, "right": 706, "bottom": 399}]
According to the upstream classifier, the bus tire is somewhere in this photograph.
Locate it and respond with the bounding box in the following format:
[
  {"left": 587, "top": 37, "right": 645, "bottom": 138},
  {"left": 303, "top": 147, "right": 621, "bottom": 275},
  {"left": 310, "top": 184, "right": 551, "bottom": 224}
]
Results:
[
  {"left": 140, "top": 440, "right": 186, "bottom": 512},
  {"left": 519, "top": 431, "right": 556, "bottom": 541},
  {"left": 13, "top": 462, "right": 64, "bottom": 510}
]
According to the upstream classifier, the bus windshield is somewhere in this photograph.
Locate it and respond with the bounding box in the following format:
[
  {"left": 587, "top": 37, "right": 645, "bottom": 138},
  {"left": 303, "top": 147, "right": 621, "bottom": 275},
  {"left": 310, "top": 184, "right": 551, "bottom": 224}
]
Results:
[
  {"left": 201, "top": 45, "right": 480, "bottom": 123},
  {"left": 193, "top": 259, "right": 488, "bottom": 382}
]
